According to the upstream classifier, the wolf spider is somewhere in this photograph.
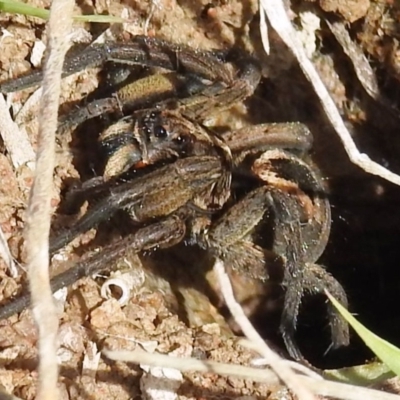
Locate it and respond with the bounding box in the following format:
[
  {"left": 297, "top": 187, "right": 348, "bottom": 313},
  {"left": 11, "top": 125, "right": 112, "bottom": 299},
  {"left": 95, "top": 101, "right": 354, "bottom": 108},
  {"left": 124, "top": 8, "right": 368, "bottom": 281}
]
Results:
[{"left": 0, "top": 36, "right": 349, "bottom": 361}]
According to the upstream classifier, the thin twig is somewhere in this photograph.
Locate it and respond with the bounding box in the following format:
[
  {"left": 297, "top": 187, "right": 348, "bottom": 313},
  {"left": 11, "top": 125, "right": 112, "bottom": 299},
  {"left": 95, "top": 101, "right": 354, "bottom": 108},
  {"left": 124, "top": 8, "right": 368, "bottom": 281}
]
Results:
[
  {"left": 104, "top": 348, "right": 400, "bottom": 400},
  {"left": 260, "top": 0, "right": 400, "bottom": 187},
  {"left": 24, "top": 1, "right": 74, "bottom": 399},
  {"left": 103, "top": 348, "right": 286, "bottom": 384},
  {"left": 213, "top": 258, "right": 316, "bottom": 400}
]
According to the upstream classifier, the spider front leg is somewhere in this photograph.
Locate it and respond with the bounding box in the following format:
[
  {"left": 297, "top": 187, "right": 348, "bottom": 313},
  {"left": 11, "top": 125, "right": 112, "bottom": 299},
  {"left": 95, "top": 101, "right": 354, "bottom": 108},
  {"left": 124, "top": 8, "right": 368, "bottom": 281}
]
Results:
[
  {"left": 0, "top": 214, "right": 187, "bottom": 320},
  {"left": 273, "top": 200, "right": 349, "bottom": 360},
  {"left": 1, "top": 35, "right": 260, "bottom": 112},
  {"left": 0, "top": 36, "right": 232, "bottom": 94},
  {"left": 252, "top": 150, "right": 349, "bottom": 360},
  {"left": 302, "top": 263, "right": 349, "bottom": 349},
  {"left": 197, "top": 186, "right": 282, "bottom": 281},
  {"left": 224, "top": 122, "right": 313, "bottom": 160}
]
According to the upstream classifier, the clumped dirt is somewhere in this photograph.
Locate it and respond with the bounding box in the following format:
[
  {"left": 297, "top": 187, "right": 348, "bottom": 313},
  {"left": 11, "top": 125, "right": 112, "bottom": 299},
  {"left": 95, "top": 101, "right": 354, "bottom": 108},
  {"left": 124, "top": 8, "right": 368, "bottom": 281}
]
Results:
[{"left": 2, "top": 0, "right": 400, "bottom": 399}]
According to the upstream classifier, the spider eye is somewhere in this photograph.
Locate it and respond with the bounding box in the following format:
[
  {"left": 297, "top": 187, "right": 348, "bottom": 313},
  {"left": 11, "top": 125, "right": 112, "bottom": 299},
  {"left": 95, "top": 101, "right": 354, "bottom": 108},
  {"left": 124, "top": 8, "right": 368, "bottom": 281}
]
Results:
[{"left": 154, "top": 125, "right": 168, "bottom": 138}]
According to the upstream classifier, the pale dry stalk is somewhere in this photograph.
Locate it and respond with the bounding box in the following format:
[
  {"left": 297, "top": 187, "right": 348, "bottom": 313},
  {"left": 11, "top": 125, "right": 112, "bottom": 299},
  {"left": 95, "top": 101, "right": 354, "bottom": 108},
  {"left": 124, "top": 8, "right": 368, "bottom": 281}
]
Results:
[
  {"left": 24, "top": 1, "right": 74, "bottom": 400},
  {"left": 260, "top": 0, "right": 400, "bottom": 187},
  {"left": 213, "top": 259, "right": 317, "bottom": 400},
  {"left": 104, "top": 344, "right": 400, "bottom": 399}
]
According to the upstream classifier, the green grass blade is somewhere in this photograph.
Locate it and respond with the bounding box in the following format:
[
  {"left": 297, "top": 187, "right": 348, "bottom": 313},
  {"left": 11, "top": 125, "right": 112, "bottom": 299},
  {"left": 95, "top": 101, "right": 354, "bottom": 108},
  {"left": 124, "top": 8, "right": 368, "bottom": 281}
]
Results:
[
  {"left": 0, "top": 0, "right": 50, "bottom": 19},
  {"left": 0, "top": 0, "right": 126, "bottom": 23},
  {"left": 324, "top": 362, "right": 394, "bottom": 385},
  {"left": 327, "top": 290, "right": 400, "bottom": 376}
]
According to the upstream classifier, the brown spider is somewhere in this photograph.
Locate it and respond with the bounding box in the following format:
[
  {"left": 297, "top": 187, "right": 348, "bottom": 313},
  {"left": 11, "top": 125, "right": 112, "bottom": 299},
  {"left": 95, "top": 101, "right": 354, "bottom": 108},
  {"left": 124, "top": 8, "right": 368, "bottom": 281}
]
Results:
[{"left": 0, "top": 35, "right": 349, "bottom": 361}]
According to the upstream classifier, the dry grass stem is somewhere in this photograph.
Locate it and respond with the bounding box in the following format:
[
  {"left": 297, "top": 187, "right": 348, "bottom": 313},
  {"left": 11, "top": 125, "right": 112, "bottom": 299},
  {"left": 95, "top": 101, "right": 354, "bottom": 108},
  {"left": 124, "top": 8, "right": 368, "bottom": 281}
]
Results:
[
  {"left": 213, "top": 258, "right": 316, "bottom": 400},
  {"left": 103, "top": 348, "right": 282, "bottom": 384},
  {"left": 23, "top": 0, "right": 74, "bottom": 399},
  {"left": 104, "top": 348, "right": 400, "bottom": 400},
  {"left": 260, "top": 0, "right": 400, "bottom": 187},
  {"left": 0, "top": 94, "right": 35, "bottom": 170}
]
